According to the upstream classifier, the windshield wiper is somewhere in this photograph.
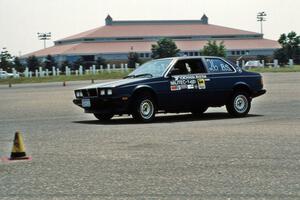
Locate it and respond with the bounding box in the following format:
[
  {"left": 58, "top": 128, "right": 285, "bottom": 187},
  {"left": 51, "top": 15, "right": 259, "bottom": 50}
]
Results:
[
  {"left": 124, "top": 73, "right": 153, "bottom": 79},
  {"left": 134, "top": 73, "right": 153, "bottom": 78},
  {"left": 123, "top": 75, "right": 135, "bottom": 79}
]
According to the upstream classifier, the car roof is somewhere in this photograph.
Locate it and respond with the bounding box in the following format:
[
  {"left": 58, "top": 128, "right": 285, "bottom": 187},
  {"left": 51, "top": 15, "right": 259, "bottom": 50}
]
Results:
[{"left": 154, "top": 56, "right": 224, "bottom": 61}]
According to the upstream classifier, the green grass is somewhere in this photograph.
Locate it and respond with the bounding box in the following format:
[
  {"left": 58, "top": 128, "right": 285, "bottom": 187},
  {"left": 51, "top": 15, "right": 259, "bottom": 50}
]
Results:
[
  {"left": 0, "top": 71, "right": 130, "bottom": 85},
  {"left": 247, "top": 65, "right": 300, "bottom": 73}
]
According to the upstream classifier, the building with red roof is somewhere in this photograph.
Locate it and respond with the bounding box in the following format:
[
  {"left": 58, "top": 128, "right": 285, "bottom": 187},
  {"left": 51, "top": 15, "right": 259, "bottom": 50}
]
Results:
[{"left": 24, "top": 15, "right": 280, "bottom": 64}]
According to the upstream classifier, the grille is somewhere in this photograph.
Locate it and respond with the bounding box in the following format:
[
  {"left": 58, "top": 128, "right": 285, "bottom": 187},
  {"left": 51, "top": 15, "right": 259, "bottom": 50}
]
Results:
[
  {"left": 82, "top": 90, "right": 88, "bottom": 97},
  {"left": 80, "top": 89, "right": 98, "bottom": 97},
  {"left": 88, "top": 89, "right": 98, "bottom": 97}
]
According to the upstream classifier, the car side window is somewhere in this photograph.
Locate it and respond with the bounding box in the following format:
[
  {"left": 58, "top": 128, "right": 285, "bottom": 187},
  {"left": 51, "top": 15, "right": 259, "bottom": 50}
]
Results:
[
  {"left": 205, "top": 58, "right": 234, "bottom": 73},
  {"left": 170, "top": 59, "right": 206, "bottom": 75}
]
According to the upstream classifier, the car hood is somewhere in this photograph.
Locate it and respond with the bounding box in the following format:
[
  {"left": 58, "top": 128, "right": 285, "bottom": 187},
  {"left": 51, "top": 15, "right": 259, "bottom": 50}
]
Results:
[{"left": 79, "top": 78, "right": 148, "bottom": 89}]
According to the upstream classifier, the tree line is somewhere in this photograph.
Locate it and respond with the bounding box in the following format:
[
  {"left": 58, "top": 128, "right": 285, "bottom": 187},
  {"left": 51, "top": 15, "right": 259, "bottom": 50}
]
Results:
[
  {"left": 150, "top": 32, "right": 300, "bottom": 65},
  {"left": 274, "top": 31, "right": 300, "bottom": 65},
  {"left": 1, "top": 31, "right": 299, "bottom": 72}
]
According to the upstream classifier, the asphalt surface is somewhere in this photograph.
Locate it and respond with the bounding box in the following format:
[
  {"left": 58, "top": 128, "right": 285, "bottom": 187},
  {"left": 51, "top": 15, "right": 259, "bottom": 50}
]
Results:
[{"left": 0, "top": 73, "right": 300, "bottom": 200}]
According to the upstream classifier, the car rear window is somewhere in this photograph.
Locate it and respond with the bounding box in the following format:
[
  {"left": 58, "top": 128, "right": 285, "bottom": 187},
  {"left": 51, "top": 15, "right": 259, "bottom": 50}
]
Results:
[{"left": 205, "top": 58, "right": 234, "bottom": 73}]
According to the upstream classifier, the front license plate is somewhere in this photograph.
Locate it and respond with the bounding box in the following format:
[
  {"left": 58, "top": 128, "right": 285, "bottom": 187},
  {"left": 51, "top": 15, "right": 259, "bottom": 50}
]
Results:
[{"left": 82, "top": 98, "right": 91, "bottom": 108}]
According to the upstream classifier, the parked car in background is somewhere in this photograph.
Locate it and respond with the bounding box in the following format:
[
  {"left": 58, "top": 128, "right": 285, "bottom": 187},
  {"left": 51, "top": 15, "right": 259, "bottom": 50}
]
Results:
[
  {"left": 73, "top": 56, "right": 266, "bottom": 122},
  {"left": 0, "top": 71, "right": 15, "bottom": 79},
  {"left": 244, "top": 60, "right": 264, "bottom": 68}
]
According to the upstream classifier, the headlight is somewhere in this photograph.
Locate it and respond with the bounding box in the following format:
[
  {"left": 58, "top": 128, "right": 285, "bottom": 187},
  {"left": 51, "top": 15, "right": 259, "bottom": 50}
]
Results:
[
  {"left": 100, "top": 89, "right": 105, "bottom": 96},
  {"left": 75, "top": 91, "right": 83, "bottom": 98},
  {"left": 107, "top": 89, "right": 113, "bottom": 95}
]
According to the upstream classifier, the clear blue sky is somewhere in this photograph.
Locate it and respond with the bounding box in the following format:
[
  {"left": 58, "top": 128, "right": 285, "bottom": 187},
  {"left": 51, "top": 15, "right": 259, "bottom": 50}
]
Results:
[{"left": 0, "top": 0, "right": 299, "bottom": 56}]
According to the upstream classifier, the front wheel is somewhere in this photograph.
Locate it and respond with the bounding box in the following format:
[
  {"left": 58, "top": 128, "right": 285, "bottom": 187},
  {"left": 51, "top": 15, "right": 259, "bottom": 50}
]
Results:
[
  {"left": 226, "top": 92, "right": 251, "bottom": 117},
  {"left": 93, "top": 113, "right": 114, "bottom": 121},
  {"left": 132, "top": 94, "right": 156, "bottom": 123}
]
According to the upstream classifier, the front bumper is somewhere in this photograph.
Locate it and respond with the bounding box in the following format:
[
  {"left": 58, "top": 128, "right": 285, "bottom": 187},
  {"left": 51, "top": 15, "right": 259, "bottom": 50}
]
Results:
[
  {"left": 252, "top": 89, "right": 266, "bottom": 98},
  {"left": 73, "top": 96, "right": 130, "bottom": 114}
]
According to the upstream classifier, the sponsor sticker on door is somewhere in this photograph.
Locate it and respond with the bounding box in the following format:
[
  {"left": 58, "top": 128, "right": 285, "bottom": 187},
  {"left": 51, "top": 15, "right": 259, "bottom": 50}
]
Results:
[{"left": 197, "top": 79, "right": 206, "bottom": 89}]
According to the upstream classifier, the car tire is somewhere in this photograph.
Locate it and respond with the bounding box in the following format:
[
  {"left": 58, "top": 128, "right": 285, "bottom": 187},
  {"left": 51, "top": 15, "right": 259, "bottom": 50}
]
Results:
[
  {"left": 93, "top": 113, "right": 114, "bottom": 121},
  {"left": 191, "top": 107, "right": 208, "bottom": 116},
  {"left": 132, "top": 94, "right": 156, "bottom": 123},
  {"left": 226, "top": 91, "right": 251, "bottom": 117}
]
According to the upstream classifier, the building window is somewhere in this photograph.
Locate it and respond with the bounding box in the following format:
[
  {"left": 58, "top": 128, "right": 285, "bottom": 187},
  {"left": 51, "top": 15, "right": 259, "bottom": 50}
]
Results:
[
  {"left": 145, "top": 53, "right": 150, "bottom": 58},
  {"left": 236, "top": 51, "right": 240, "bottom": 55},
  {"left": 82, "top": 55, "right": 95, "bottom": 62},
  {"left": 116, "top": 37, "right": 143, "bottom": 41},
  {"left": 241, "top": 51, "right": 245, "bottom": 55},
  {"left": 211, "top": 35, "right": 236, "bottom": 39},
  {"left": 84, "top": 38, "right": 95, "bottom": 42},
  {"left": 189, "top": 52, "right": 193, "bottom": 56},
  {"left": 140, "top": 53, "right": 144, "bottom": 58},
  {"left": 231, "top": 51, "right": 235, "bottom": 55},
  {"left": 194, "top": 52, "right": 199, "bottom": 56},
  {"left": 170, "top": 36, "right": 192, "bottom": 40}
]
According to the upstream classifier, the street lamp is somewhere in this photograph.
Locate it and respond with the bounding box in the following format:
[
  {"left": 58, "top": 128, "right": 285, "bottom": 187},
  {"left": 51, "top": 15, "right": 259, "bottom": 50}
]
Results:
[
  {"left": 257, "top": 12, "right": 267, "bottom": 34},
  {"left": 37, "top": 32, "right": 51, "bottom": 48}
]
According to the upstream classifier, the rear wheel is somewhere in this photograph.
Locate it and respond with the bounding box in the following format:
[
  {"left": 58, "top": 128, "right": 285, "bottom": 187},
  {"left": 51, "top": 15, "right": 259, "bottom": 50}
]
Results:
[
  {"left": 226, "top": 91, "right": 251, "bottom": 117},
  {"left": 93, "top": 113, "right": 114, "bottom": 121},
  {"left": 132, "top": 94, "right": 156, "bottom": 123}
]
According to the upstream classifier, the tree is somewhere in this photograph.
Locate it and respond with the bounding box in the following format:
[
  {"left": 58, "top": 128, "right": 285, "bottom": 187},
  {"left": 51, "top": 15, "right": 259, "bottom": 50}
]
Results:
[
  {"left": 151, "top": 38, "right": 180, "bottom": 59},
  {"left": 43, "top": 55, "right": 57, "bottom": 70},
  {"left": 13, "top": 57, "right": 25, "bottom": 72},
  {"left": 0, "top": 47, "right": 13, "bottom": 71},
  {"left": 274, "top": 49, "right": 288, "bottom": 66},
  {"left": 61, "top": 60, "right": 70, "bottom": 72},
  {"left": 200, "top": 41, "right": 226, "bottom": 57},
  {"left": 128, "top": 52, "right": 140, "bottom": 68},
  {"left": 96, "top": 56, "right": 106, "bottom": 68},
  {"left": 256, "top": 55, "right": 267, "bottom": 61},
  {"left": 72, "top": 57, "right": 85, "bottom": 70},
  {"left": 26, "top": 55, "right": 40, "bottom": 72},
  {"left": 275, "top": 31, "right": 300, "bottom": 64}
]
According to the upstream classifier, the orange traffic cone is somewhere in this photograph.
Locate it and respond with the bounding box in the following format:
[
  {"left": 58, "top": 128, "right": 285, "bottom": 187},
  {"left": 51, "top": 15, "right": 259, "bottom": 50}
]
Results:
[{"left": 10, "top": 132, "right": 30, "bottom": 160}]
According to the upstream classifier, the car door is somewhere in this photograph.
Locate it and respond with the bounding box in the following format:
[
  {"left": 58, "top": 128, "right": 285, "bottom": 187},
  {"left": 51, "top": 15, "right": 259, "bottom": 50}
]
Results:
[
  {"left": 166, "top": 58, "right": 208, "bottom": 110},
  {"left": 203, "top": 57, "right": 237, "bottom": 106}
]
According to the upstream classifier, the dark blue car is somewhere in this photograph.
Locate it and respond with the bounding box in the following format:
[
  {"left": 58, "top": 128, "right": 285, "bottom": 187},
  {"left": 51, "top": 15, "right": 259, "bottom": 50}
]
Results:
[{"left": 73, "top": 56, "right": 266, "bottom": 122}]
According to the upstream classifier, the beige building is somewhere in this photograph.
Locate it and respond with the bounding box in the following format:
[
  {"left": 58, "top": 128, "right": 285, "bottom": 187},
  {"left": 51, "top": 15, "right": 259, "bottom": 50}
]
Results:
[{"left": 24, "top": 15, "right": 280, "bottom": 64}]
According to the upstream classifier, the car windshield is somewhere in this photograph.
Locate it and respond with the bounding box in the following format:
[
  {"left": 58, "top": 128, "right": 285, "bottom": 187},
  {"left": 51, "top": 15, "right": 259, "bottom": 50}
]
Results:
[{"left": 125, "top": 59, "right": 172, "bottom": 78}]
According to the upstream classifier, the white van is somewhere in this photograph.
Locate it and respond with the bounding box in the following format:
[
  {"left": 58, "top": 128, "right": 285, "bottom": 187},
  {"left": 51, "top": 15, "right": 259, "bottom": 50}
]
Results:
[
  {"left": 244, "top": 60, "right": 264, "bottom": 68},
  {"left": 0, "top": 71, "right": 18, "bottom": 79}
]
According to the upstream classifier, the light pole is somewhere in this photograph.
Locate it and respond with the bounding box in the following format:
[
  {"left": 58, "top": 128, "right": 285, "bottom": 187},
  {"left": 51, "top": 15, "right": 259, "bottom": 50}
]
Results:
[
  {"left": 37, "top": 32, "right": 51, "bottom": 48},
  {"left": 257, "top": 12, "right": 267, "bottom": 34}
]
